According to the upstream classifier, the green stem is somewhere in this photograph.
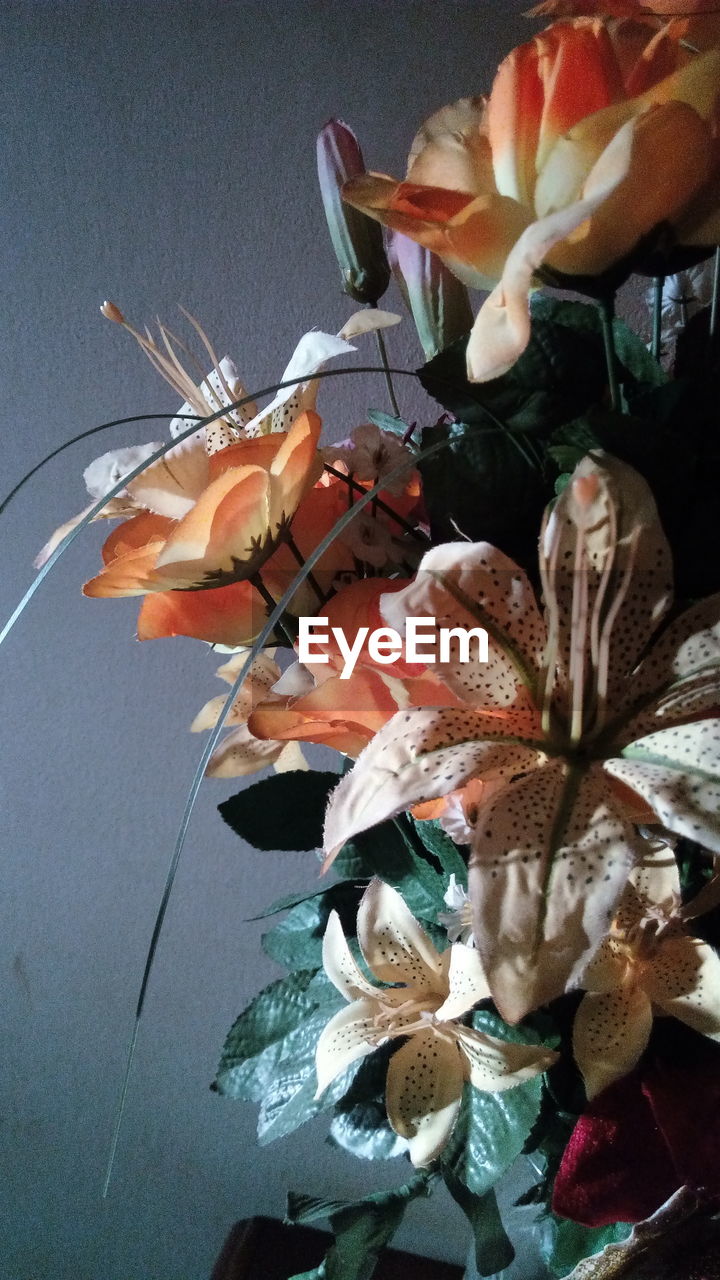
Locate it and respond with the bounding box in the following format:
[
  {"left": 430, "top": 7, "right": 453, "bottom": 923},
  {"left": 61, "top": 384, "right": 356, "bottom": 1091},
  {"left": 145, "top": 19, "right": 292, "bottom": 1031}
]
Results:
[
  {"left": 651, "top": 275, "right": 664, "bottom": 364},
  {"left": 373, "top": 320, "right": 401, "bottom": 418},
  {"left": 598, "top": 295, "right": 621, "bottom": 413}
]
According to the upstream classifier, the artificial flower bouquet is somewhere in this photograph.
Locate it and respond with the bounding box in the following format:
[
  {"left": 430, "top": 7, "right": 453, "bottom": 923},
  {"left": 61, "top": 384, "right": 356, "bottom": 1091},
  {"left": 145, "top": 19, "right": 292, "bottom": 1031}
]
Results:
[{"left": 16, "top": 2, "right": 720, "bottom": 1276}]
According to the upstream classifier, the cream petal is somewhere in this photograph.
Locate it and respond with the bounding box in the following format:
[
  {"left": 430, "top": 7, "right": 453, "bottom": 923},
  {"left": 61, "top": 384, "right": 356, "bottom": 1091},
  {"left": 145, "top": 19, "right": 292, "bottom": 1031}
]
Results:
[
  {"left": 407, "top": 97, "right": 496, "bottom": 197},
  {"left": 241, "top": 331, "right": 355, "bottom": 438},
  {"left": 540, "top": 454, "right": 673, "bottom": 736},
  {"left": 385, "top": 1029, "right": 464, "bottom": 1166},
  {"left": 322, "top": 909, "right": 379, "bottom": 1002},
  {"left": 337, "top": 310, "right": 401, "bottom": 340},
  {"left": 314, "top": 997, "right": 379, "bottom": 1096},
  {"left": 454, "top": 1026, "right": 557, "bottom": 1092},
  {"left": 628, "top": 840, "right": 681, "bottom": 910},
  {"left": 645, "top": 935, "right": 720, "bottom": 1041},
  {"left": 83, "top": 442, "right": 163, "bottom": 499},
  {"left": 204, "top": 724, "right": 286, "bottom": 778},
  {"left": 379, "top": 540, "right": 546, "bottom": 710},
  {"left": 433, "top": 944, "right": 492, "bottom": 1020},
  {"left": 468, "top": 763, "right": 645, "bottom": 1023},
  {"left": 616, "top": 593, "right": 720, "bottom": 743},
  {"left": 126, "top": 436, "right": 210, "bottom": 520},
  {"left": 573, "top": 987, "right": 653, "bottom": 1100},
  {"left": 322, "top": 706, "right": 542, "bottom": 869},
  {"left": 273, "top": 741, "right": 309, "bottom": 773},
  {"left": 606, "top": 719, "right": 720, "bottom": 853},
  {"left": 357, "top": 880, "right": 445, "bottom": 990}
]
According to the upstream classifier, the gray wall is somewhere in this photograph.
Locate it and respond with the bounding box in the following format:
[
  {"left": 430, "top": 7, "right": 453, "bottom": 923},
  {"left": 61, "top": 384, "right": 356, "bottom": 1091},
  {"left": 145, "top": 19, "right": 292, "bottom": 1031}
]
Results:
[{"left": 0, "top": 3, "right": 547, "bottom": 1277}]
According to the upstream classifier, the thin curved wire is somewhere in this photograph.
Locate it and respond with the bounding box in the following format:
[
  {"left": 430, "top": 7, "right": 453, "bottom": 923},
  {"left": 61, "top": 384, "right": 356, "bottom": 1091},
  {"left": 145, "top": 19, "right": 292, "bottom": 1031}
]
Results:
[
  {"left": 102, "top": 429, "right": 450, "bottom": 1195},
  {"left": 0, "top": 364, "right": 414, "bottom": 648}
]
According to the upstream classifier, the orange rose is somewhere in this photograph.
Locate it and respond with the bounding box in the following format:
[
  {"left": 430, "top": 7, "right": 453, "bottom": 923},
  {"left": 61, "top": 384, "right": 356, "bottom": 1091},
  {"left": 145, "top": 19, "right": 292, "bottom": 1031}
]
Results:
[{"left": 344, "top": 18, "right": 720, "bottom": 379}]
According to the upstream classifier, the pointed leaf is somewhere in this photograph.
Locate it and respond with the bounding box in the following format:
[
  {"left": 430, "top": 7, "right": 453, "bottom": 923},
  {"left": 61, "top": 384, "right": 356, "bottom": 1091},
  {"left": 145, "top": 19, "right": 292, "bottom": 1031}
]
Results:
[
  {"left": 440, "top": 1011, "right": 546, "bottom": 1196},
  {"left": 443, "top": 1176, "right": 514, "bottom": 1277},
  {"left": 220, "top": 770, "right": 339, "bottom": 851}
]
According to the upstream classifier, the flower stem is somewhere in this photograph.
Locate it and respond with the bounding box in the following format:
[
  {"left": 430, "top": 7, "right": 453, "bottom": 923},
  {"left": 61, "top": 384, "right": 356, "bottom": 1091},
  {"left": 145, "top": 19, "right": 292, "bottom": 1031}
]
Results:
[
  {"left": 651, "top": 275, "right": 664, "bottom": 364},
  {"left": 373, "top": 312, "right": 402, "bottom": 418},
  {"left": 598, "top": 295, "right": 621, "bottom": 413}
]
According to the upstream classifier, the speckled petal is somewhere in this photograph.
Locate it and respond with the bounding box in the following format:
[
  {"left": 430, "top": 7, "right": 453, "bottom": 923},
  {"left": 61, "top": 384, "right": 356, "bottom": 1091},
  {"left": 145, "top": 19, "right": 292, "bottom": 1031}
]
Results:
[
  {"left": 314, "top": 997, "right": 378, "bottom": 1096},
  {"left": 434, "top": 944, "right": 492, "bottom": 1020},
  {"left": 616, "top": 593, "right": 720, "bottom": 743},
  {"left": 242, "top": 331, "right": 355, "bottom": 438},
  {"left": 322, "top": 706, "right": 542, "bottom": 868},
  {"left": 540, "top": 455, "right": 672, "bottom": 729},
  {"left": 385, "top": 1029, "right": 464, "bottom": 1166},
  {"left": 573, "top": 987, "right": 653, "bottom": 1100},
  {"left": 646, "top": 935, "right": 720, "bottom": 1041},
  {"left": 606, "top": 719, "right": 720, "bottom": 852},
  {"left": 380, "top": 541, "right": 546, "bottom": 710},
  {"left": 322, "top": 909, "right": 379, "bottom": 1002},
  {"left": 468, "top": 763, "right": 643, "bottom": 1023},
  {"left": 357, "top": 880, "right": 445, "bottom": 990},
  {"left": 126, "top": 436, "right": 210, "bottom": 519},
  {"left": 454, "top": 1026, "right": 558, "bottom": 1091},
  {"left": 204, "top": 724, "right": 286, "bottom": 778}
]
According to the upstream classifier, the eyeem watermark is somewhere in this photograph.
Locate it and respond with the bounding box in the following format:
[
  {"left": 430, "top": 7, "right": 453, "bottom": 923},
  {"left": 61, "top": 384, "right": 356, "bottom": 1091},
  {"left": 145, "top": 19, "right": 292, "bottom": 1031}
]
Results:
[{"left": 298, "top": 616, "right": 489, "bottom": 679}]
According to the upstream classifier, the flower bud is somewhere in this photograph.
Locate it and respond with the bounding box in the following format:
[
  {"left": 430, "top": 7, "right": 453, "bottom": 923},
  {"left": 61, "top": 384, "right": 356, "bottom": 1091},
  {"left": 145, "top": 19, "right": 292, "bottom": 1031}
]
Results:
[
  {"left": 388, "top": 231, "right": 473, "bottom": 360},
  {"left": 317, "top": 119, "right": 390, "bottom": 305}
]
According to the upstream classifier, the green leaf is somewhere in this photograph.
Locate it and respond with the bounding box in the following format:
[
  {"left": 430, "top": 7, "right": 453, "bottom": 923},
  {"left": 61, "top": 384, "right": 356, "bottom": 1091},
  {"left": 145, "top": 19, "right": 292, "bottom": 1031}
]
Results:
[
  {"left": 287, "top": 1176, "right": 433, "bottom": 1280},
  {"left": 443, "top": 1174, "right": 514, "bottom": 1277},
  {"left": 412, "top": 817, "right": 468, "bottom": 883},
  {"left": 262, "top": 882, "right": 364, "bottom": 971},
  {"left": 256, "top": 1012, "right": 359, "bottom": 1145},
  {"left": 214, "top": 969, "right": 339, "bottom": 1103},
  {"left": 441, "top": 1011, "right": 545, "bottom": 1197},
  {"left": 219, "top": 770, "right": 339, "bottom": 851},
  {"left": 328, "top": 1099, "right": 406, "bottom": 1161},
  {"left": 333, "top": 814, "right": 448, "bottom": 924},
  {"left": 541, "top": 1216, "right": 633, "bottom": 1278}
]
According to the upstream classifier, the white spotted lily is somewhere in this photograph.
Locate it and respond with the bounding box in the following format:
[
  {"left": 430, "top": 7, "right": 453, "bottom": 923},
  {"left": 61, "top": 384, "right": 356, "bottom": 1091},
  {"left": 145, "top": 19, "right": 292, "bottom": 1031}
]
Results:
[
  {"left": 323, "top": 454, "right": 720, "bottom": 1024},
  {"left": 574, "top": 842, "right": 720, "bottom": 1099},
  {"left": 315, "top": 879, "right": 556, "bottom": 1166}
]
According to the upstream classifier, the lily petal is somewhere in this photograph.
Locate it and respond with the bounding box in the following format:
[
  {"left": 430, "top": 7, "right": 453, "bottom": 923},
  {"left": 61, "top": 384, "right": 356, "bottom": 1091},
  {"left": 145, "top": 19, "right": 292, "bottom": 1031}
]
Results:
[
  {"left": 314, "top": 997, "right": 379, "bottom": 1097},
  {"left": 573, "top": 987, "right": 654, "bottom": 1099},
  {"left": 203, "top": 724, "right": 287, "bottom": 778},
  {"left": 241, "top": 331, "right": 355, "bottom": 438},
  {"left": 322, "top": 909, "right": 380, "bottom": 1002},
  {"left": 322, "top": 706, "right": 542, "bottom": 869},
  {"left": 433, "top": 944, "right": 492, "bottom": 1020},
  {"left": 385, "top": 1029, "right": 464, "bottom": 1166},
  {"left": 606, "top": 718, "right": 720, "bottom": 852},
  {"left": 454, "top": 1025, "right": 558, "bottom": 1091},
  {"left": 646, "top": 935, "right": 720, "bottom": 1040},
  {"left": 357, "top": 880, "right": 445, "bottom": 990},
  {"left": 380, "top": 540, "right": 546, "bottom": 710},
  {"left": 468, "top": 763, "right": 644, "bottom": 1022},
  {"left": 125, "top": 436, "right": 210, "bottom": 519}
]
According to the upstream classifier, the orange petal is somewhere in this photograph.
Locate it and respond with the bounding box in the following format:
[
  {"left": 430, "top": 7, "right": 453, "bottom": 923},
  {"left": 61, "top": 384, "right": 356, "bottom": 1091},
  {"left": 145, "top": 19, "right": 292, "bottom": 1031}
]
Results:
[
  {"left": 83, "top": 539, "right": 166, "bottom": 597},
  {"left": 137, "top": 578, "right": 266, "bottom": 645},
  {"left": 269, "top": 409, "right": 324, "bottom": 525},
  {"left": 101, "top": 511, "right": 175, "bottom": 565},
  {"left": 152, "top": 465, "right": 271, "bottom": 585}
]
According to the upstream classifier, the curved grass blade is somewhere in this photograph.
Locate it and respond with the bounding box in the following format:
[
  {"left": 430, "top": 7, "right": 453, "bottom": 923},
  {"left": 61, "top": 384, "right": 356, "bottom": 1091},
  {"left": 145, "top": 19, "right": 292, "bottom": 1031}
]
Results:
[
  {"left": 0, "top": 413, "right": 201, "bottom": 520},
  {"left": 102, "top": 428, "right": 449, "bottom": 1195},
  {"left": 0, "top": 365, "right": 414, "bottom": 649}
]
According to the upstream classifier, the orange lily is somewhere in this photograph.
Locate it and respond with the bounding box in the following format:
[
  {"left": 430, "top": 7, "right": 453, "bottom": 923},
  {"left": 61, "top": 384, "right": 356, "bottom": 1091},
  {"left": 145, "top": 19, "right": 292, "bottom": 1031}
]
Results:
[
  {"left": 83, "top": 409, "right": 323, "bottom": 597},
  {"left": 343, "top": 19, "right": 720, "bottom": 380}
]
